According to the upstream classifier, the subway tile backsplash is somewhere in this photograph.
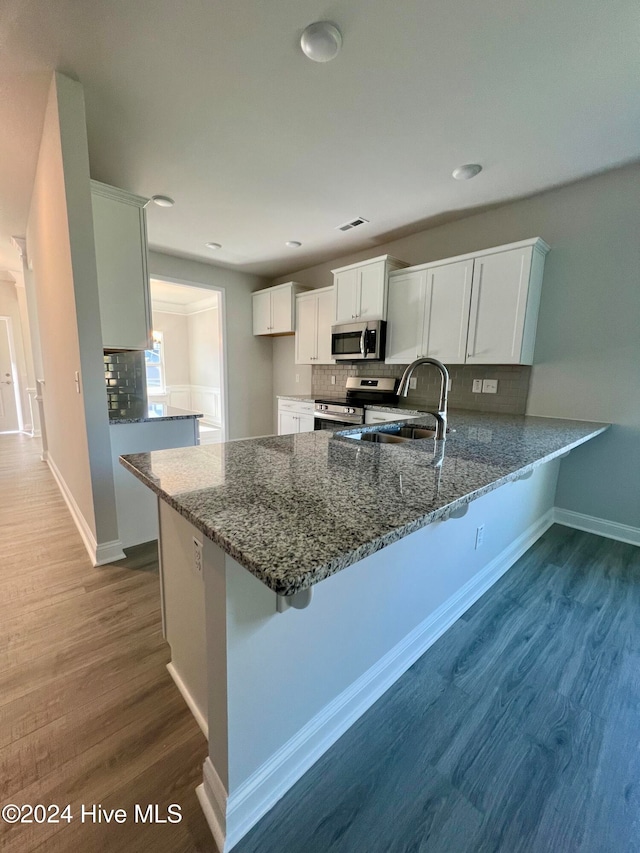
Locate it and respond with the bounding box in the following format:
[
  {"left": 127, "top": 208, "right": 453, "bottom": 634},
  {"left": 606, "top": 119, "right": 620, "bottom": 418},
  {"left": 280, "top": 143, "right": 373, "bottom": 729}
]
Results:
[
  {"left": 312, "top": 363, "right": 531, "bottom": 414},
  {"left": 103, "top": 351, "right": 147, "bottom": 418}
]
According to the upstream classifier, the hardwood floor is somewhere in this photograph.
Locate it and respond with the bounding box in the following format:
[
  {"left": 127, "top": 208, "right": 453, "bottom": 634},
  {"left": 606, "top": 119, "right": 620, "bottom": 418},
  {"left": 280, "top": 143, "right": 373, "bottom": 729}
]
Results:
[
  {"left": 0, "top": 434, "right": 215, "bottom": 852},
  {"left": 234, "top": 524, "right": 640, "bottom": 852}
]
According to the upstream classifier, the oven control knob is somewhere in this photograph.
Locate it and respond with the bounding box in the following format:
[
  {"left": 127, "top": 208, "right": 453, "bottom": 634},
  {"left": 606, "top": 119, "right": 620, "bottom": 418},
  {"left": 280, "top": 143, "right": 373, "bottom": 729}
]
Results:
[{"left": 348, "top": 408, "right": 355, "bottom": 414}]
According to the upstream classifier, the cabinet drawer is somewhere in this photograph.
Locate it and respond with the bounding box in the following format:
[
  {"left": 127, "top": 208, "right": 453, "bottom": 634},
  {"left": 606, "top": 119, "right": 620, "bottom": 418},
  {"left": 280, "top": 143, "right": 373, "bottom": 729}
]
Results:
[
  {"left": 365, "top": 410, "right": 417, "bottom": 425},
  {"left": 278, "top": 399, "right": 314, "bottom": 416}
]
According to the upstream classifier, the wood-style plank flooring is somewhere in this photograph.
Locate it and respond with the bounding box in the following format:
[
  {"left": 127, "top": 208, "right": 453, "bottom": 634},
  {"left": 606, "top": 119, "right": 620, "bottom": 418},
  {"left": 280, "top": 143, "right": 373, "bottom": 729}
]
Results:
[
  {"left": 234, "top": 522, "right": 640, "bottom": 852},
  {"left": 0, "top": 434, "right": 216, "bottom": 852}
]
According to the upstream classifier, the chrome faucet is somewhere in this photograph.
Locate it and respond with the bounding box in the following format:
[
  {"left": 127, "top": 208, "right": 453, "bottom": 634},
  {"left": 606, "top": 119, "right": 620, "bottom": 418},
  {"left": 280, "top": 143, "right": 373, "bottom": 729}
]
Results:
[{"left": 397, "top": 357, "right": 450, "bottom": 440}]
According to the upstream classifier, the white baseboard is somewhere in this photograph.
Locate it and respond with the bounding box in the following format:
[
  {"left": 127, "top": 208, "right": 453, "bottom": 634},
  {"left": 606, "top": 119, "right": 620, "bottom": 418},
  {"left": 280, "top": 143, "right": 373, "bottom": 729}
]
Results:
[
  {"left": 197, "top": 758, "right": 228, "bottom": 852},
  {"left": 46, "top": 454, "right": 125, "bottom": 567},
  {"left": 553, "top": 508, "right": 640, "bottom": 546},
  {"left": 219, "top": 508, "right": 554, "bottom": 850},
  {"left": 94, "top": 539, "right": 128, "bottom": 566},
  {"left": 167, "top": 662, "right": 208, "bottom": 738}
]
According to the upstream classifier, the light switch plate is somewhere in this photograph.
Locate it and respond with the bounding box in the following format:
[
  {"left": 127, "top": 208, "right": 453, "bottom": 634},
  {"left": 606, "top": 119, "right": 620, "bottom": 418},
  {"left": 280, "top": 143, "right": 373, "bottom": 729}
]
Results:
[
  {"left": 409, "top": 377, "right": 417, "bottom": 390},
  {"left": 482, "top": 379, "right": 498, "bottom": 394}
]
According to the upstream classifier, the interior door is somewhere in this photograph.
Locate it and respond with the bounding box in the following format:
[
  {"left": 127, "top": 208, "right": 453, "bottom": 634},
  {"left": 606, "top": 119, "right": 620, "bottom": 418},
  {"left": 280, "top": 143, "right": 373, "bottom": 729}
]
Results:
[{"left": 0, "top": 318, "right": 20, "bottom": 431}]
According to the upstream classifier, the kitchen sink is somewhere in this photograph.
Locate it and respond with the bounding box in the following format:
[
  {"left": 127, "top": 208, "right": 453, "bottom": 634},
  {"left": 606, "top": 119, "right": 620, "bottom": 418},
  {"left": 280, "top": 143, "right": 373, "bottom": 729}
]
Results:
[{"left": 344, "top": 424, "right": 452, "bottom": 443}]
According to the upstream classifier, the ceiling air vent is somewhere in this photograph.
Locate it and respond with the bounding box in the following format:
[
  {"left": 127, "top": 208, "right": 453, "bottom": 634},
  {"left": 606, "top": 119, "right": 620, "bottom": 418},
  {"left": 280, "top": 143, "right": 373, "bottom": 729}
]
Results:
[{"left": 336, "top": 216, "right": 370, "bottom": 232}]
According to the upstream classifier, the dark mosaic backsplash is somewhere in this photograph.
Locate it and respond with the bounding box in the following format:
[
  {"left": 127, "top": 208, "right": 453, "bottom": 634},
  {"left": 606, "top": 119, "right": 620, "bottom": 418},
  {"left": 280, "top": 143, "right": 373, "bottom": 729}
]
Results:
[
  {"left": 103, "top": 351, "right": 147, "bottom": 419},
  {"left": 312, "top": 363, "right": 531, "bottom": 414}
]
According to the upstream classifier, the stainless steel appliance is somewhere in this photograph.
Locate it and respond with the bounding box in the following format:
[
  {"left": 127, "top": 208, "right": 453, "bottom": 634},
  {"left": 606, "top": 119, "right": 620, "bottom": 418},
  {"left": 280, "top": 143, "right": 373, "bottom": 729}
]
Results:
[
  {"left": 314, "top": 376, "right": 398, "bottom": 430},
  {"left": 330, "top": 320, "right": 386, "bottom": 362}
]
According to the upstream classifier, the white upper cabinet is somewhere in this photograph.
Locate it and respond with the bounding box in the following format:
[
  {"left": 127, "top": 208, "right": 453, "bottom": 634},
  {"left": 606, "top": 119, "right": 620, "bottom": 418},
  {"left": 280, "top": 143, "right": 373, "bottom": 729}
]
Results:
[
  {"left": 424, "top": 260, "right": 474, "bottom": 363},
  {"left": 91, "top": 181, "right": 151, "bottom": 351},
  {"left": 386, "top": 238, "right": 549, "bottom": 366},
  {"left": 295, "top": 287, "right": 335, "bottom": 364},
  {"left": 386, "top": 260, "right": 473, "bottom": 364},
  {"left": 466, "top": 242, "right": 548, "bottom": 365},
  {"left": 385, "top": 270, "right": 425, "bottom": 364},
  {"left": 333, "top": 255, "right": 408, "bottom": 323},
  {"left": 253, "top": 282, "right": 309, "bottom": 335}
]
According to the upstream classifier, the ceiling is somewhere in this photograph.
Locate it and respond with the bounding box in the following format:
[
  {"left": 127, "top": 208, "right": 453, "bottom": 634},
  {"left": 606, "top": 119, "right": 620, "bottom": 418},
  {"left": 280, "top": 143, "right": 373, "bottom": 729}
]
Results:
[{"left": 0, "top": 0, "right": 638, "bottom": 279}]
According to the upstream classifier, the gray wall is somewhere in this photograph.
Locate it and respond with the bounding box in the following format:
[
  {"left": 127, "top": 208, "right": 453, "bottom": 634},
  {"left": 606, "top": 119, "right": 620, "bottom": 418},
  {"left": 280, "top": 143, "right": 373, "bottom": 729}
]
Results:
[
  {"left": 274, "top": 163, "right": 640, "bottom": 528},
  {"left": 148, "top": 252, "right": 272, "bottom": 440}
]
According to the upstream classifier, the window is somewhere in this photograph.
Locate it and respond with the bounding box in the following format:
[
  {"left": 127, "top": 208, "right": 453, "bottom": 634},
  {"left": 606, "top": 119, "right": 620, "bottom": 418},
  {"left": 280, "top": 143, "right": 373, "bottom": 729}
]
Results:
[{"left": 145, "top": 331, "right": 165, "bottom": 394}]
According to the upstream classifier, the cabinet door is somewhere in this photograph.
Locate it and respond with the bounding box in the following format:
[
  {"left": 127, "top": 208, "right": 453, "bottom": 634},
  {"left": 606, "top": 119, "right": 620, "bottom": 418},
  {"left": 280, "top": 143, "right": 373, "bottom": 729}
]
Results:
[
  {"left": 271, "top": 287, "right": 293, "bottom": 334},
  {"left": 315, "top": 289, "right": 335, "bottom": 364},
  {"left": 253, "top": 290, "right": 272, "bottom": 335},
  {"left": 278, "top": 410, "right": 298, "bottom": 435},
  {"left": 297, "top": 414, "right": 315, "bottom": 433},
  {"left": 295, "top": 295, "right": 317, "bottom": 364},
  {"left": 334, "top": 269, "right": 359, "bottom": 323},
  {"left": 385, "top": 271, "right": 425, "bottom": 364},
  {"left": 92, "top": 191, "right": 151, "bottom": 350},
  {"left": 423, "top": 260, "right": 473, "bottom": 364},
  {"left": 358, "top": 262, "right": 386, "bottom": 320},
  {"left": 466, "top": 247, "right": 533, "bottom": 364}
]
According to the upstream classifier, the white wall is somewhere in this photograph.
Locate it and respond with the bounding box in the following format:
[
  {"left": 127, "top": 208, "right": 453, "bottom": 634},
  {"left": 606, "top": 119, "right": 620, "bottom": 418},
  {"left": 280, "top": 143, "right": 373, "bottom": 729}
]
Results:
[
  {"left": 152, "top": 310, "right": 191, "bottom": 386},
  {"left": 25, "top": 72, "right": 119, "bottom": 554},
  {"left": 148, "top": 251, "right": 273, "bottom": 439},
  {"left": 273, "top": 163, "right": 640, "bottom": 528},
  {"left": 188, "top": 307, "right": 220, "bottom": 389}
]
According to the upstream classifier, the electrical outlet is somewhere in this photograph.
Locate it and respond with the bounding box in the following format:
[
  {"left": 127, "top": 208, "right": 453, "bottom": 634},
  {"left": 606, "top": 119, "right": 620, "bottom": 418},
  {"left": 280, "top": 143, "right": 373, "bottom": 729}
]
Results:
[
  {"left": 331, "top": 375, "right": 336, "bottom": 385},
  {"left": 409, "top": 377, "right": 418, "bottom": 390},
  {"left": 192, "top": 537, "right": 203, "bottom": 576},
  {"left": 295, "top": 373, "right": 300, "bottom": 383},
  {"left": 475, "top": 524, "right": 485, "bottom": 550},
  {"left": 472, "top": 379, "right": 483, "bottom": 393},
  {"left": 482, "top": 379, "right": 498, "bottom": 394},
  {"left": 447, "top": 379, "right": 452, "bottom": 391}
]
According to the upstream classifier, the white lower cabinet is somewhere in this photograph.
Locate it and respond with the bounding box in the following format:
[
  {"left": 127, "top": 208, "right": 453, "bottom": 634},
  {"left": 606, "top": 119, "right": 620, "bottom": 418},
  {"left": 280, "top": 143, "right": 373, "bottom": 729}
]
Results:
[{"left": 277, "top": 399, "right": 315, "bottom": 435}]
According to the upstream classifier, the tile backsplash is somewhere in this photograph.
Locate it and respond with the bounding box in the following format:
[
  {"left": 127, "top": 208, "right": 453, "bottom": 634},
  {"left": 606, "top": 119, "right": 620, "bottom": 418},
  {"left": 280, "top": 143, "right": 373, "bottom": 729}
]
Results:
[
  {"left": 312, "top": 363, "right": 531, "bottom": 414},
  {"left": 103, "top": 351, "right": 147, "bottom": 418}
]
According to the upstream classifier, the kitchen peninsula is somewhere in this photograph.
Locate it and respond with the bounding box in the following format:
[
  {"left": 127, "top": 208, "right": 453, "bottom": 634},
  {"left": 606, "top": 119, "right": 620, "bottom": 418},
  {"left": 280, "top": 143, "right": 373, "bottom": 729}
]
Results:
[{"left": 121, "top": 411, "right": 607, "bottom": 851}]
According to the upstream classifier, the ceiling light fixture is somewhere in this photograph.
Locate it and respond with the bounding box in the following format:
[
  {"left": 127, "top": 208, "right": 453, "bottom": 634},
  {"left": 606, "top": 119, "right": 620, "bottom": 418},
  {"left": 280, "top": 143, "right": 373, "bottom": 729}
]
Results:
[
  {"left": 150, "top": 195, "right": 175, "bottom": 207},
  {"left": 300, "top": 21, "right": 342, "bottom": 63},
  {"left": 452, "top": 164, "right": 482, "bottom": 181},
  {"left": 205, "top": 242, "right": 222, "bottom": 250},
  {"left": 286, "top": 241, "right": 302, "bottom": 248}
]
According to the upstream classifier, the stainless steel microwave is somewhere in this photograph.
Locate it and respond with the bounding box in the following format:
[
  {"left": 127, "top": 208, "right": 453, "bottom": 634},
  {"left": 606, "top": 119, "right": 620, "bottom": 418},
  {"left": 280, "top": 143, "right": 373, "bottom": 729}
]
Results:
[{"left": 330, "top": 320, "right": 386, "bottom": 361}]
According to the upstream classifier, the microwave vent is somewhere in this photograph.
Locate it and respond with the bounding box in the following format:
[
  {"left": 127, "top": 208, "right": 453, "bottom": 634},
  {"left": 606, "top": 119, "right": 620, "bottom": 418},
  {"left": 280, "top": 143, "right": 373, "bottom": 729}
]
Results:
[{"left": 336, "top": 216, "right": 369, "bottom": 232}]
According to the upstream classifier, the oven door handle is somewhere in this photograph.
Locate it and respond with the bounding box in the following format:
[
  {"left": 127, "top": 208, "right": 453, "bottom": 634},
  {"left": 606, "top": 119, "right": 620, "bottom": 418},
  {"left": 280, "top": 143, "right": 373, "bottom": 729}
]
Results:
[{"left": 360, "top": 329, "right": 367, "bottom": 356}]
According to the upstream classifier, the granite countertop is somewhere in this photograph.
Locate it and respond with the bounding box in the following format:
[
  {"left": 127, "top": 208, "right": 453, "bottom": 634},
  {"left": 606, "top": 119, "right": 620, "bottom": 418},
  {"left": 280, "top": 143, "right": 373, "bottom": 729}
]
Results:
[
  {"left": 120, "top": 410, "right": 608, "bottom": 596},
  {"left": 109, "top": 403, "right": 204, "bottom": 425}
]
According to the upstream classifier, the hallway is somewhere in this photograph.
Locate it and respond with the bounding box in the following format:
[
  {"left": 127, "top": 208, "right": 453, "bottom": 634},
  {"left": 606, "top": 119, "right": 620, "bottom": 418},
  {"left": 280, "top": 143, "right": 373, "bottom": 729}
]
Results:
[{"left": 0, "top": 434, "right": 215, "bottom": 852}]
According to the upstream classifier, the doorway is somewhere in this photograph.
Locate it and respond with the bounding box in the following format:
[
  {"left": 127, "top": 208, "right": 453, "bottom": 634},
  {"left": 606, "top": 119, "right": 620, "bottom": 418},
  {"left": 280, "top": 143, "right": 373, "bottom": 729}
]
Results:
[
  {"left": 0, "top": 316, "right": 23, "bottom": 433},
  {"left": 148, "top": 279, "right": 226, "bottom": 444}
]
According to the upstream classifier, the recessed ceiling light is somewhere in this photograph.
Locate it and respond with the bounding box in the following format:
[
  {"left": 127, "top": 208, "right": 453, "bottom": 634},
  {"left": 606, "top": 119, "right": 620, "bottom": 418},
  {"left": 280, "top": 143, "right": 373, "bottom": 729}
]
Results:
[
  {"left": 300, "top": 21, "right": 342, "bottom": 62},
  {"left": 205, "top": 242, "right": 222, "bottom": 250},
  {"left": 452, "top": 164, "right": 482, "bottom": 181},
  {"left": 286, "top": 241, "right": 302, "bottom": 248},
  {"left": 151, "top": 195, "right": 175, "bottom": 207}
]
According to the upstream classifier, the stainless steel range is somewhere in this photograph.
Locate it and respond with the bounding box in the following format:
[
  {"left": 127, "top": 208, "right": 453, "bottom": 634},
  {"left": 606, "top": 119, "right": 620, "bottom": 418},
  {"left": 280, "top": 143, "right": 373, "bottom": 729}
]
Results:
[{"left": 314, "top": 377, "right": 398, "bottom": 430}]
